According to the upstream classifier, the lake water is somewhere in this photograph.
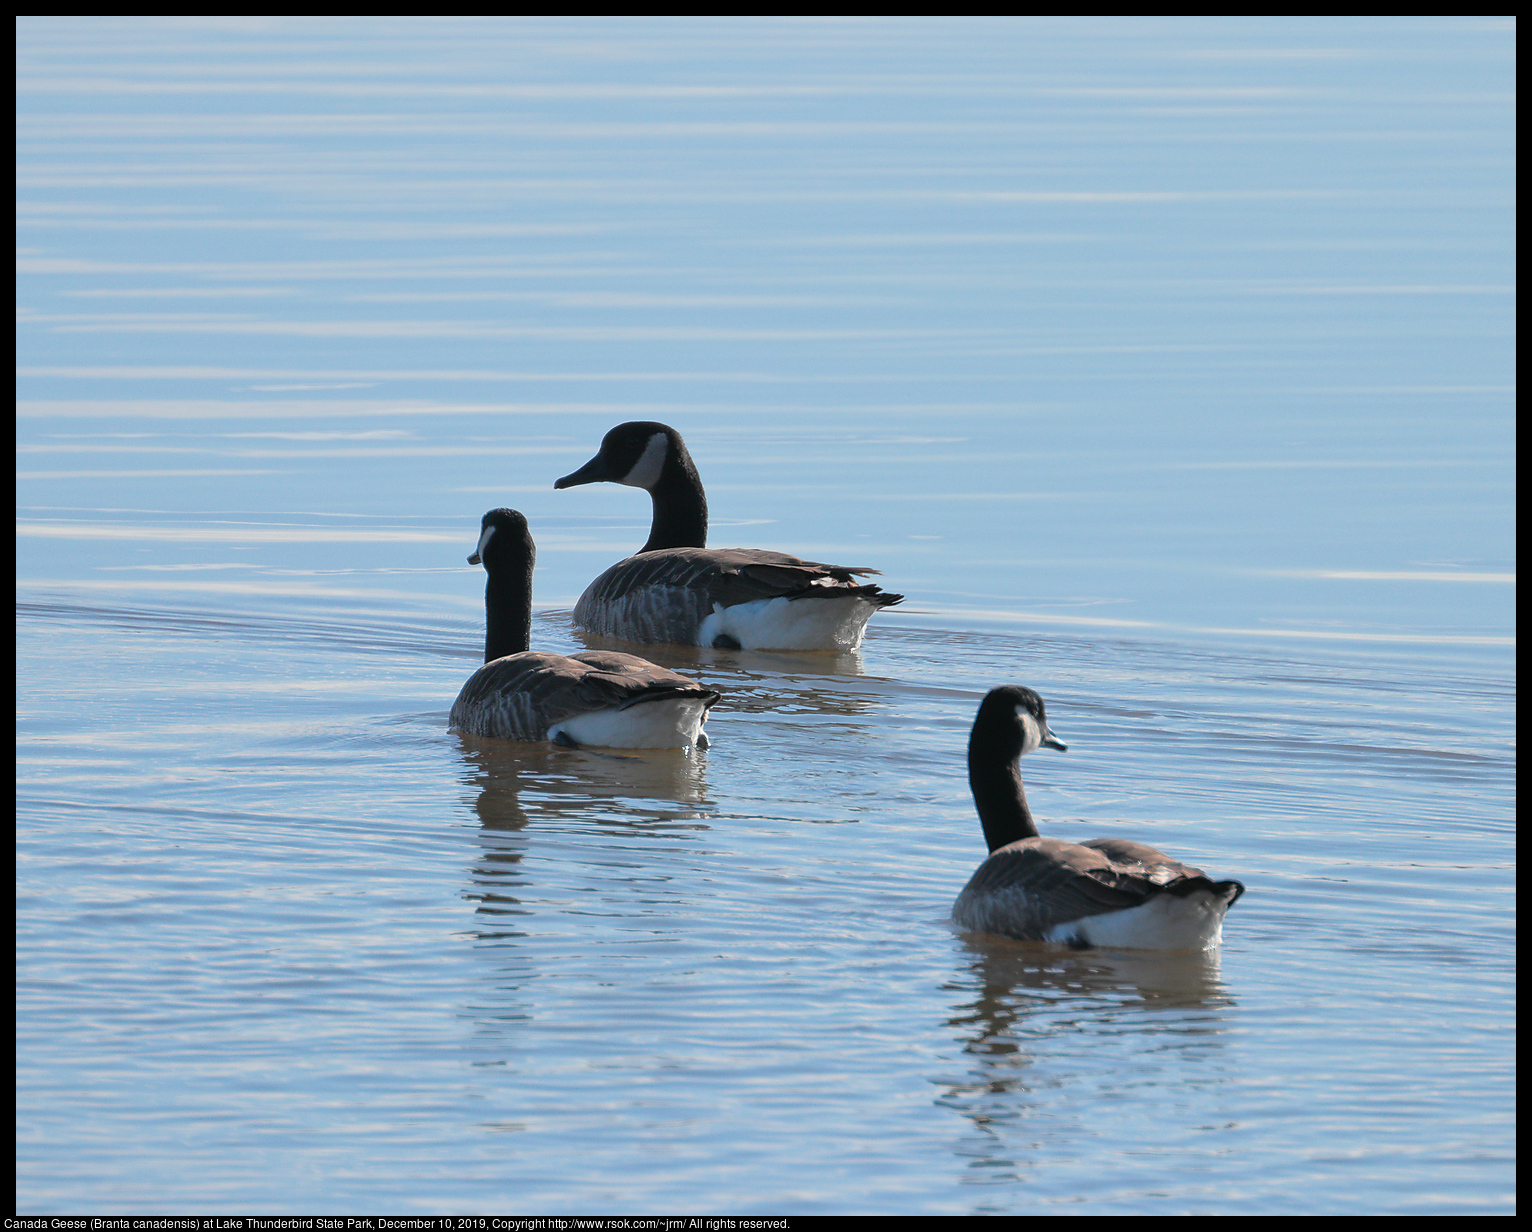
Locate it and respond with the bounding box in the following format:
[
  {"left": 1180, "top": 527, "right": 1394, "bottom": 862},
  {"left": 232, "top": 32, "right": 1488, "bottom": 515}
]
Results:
[{"left": 16, "top": 16, "right": 1515, "bottom": 1214}]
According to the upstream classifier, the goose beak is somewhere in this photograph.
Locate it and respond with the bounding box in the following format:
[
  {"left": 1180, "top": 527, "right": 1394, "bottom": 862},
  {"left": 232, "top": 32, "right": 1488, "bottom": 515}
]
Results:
[
  {"left": 554, "top": 452, "right": 611, "bottom": 489},
  {"left": 1042, "top": 728, "right": 1068, "bottom": 752},
  {"left": 467, "top": 551, "right": 482, "bottom": 565}
]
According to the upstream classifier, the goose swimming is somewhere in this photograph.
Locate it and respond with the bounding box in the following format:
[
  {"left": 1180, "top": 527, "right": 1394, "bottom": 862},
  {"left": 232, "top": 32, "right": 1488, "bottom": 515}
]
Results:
[
  {"left": 553, "top": 421, "right": 903, "bottom": 650},
  {"left": 952, "top": 686, "right": 1245, "bottom": 951},
  {"left": 450, "top": 508, "right": 719, "bottom": 749}
]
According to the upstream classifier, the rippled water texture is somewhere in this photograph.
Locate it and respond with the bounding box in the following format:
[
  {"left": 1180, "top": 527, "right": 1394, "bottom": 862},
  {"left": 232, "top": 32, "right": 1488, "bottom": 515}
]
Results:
[{"left": 16, "top": 17, "right": 1514, "bottom": 1214}]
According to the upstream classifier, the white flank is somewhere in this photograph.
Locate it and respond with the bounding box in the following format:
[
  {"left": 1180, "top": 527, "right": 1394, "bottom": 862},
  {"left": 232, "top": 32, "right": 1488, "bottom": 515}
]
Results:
[
  {"left": 547, "top": 696, "right": 711, "bottom": 749},
  {"left": 697, "top": 594, "right": 879, "bottom": 651},
  {"left": 1044, "top": 888, "right": 1235, "bottom": 952}
]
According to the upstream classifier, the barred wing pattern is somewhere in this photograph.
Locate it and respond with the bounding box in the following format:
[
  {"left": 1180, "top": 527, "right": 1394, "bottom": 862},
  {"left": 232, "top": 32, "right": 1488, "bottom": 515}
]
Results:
[
  {"left": 450, "top": 650, "right": 719, "bottom": 740},
  {"left": 952, "top": 836, "right": 1244, "bottom": 941},
  {"left": 572, "top": 547, "right": 904, "bottom": 645}
]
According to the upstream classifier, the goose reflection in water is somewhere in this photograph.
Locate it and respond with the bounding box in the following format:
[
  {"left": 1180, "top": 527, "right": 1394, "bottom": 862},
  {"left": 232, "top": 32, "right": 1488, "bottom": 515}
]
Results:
[
  {"left": 455, "top": 735, "right": 714, "bottom": 947},
  {"left": 556, "top": 609, "right": 900, "bottom": 732},
  {"left": 455, "top": 733, "right": 713, "bottom": 832},
  {"left": 567, "top": 620, "right": 888, "bottom": 707},
  {"left": 934, "top": 933, "right": 1239, "bottom": 1179}
]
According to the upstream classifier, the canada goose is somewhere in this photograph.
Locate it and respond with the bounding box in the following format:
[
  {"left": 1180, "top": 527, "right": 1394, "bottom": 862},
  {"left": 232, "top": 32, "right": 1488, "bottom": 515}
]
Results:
[
  {"left": 553, "top": 421, "right": 902, "bottom": 650},
  {"left": 450, "top": 508, "right": 719, "bottom": 749},
  {"left": 952, "top": 686, "right": 1245, "bottom": 951}
]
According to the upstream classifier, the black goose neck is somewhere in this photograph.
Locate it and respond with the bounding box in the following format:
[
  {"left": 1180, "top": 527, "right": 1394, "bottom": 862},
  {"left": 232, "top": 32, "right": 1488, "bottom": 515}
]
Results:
[
  {"left": 641, "top": 446, "right": 709, "bottom": 551},
  {"left": 968, "top": 732, "right": 1040, "bottom": 852},
  {"left": 483, "top": 551, "right": 534, "bottom": 663}
]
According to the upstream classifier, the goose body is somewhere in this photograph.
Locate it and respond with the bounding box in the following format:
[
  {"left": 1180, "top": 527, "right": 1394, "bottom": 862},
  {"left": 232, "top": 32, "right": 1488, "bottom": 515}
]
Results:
[
  {"left": 449, "top": 509, "right": 718, "bottom": 749},
  {"left": 554, "top": 422, "right": 902, "bottom": 650},
  {"left": 952, "top": 686, "right": 1244, "bottom": 951}
]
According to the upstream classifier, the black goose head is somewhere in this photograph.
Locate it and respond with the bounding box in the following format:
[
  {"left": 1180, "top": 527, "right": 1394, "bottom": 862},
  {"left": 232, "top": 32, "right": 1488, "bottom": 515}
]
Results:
[
  {"left": 468, "top": 508, "right": 535, "bottom": 662},
  {"left": 971, "top": 685, "right": 1069, "bottom": 763},
  {"left": 554, "top": 421, "right": 708, "bottom": 552},
  {"left": 468, "top": 507, "right": 534, "bottom": 570},
  {"left": 554, "top": 421, "right": 684, "bottom": 492},
  {"left": 967, "top": 685, "right": 1068, "bottom": 850}
]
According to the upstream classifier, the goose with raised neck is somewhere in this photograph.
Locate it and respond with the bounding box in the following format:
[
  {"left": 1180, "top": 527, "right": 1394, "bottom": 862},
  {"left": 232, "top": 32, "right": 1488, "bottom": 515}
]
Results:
[
  {"left": 953, "top": 685, "right": 1245, "bottom": 951},
  {"left": 449, "top": 508, "right": 719, "bottom": 749},
  {"left": 554, "top": 422, "right": 903, "bottom": 651}
]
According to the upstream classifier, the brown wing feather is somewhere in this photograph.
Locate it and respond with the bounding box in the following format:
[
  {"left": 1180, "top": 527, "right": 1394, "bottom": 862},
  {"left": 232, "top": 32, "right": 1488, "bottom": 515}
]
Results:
[
  {"left": 954, "top": 838, "right": 1151, "bottom": 938},
  {"left": 574, "top": 547, "right": 903, "bottom": 644},
  {"left": 583, "top": 547, "right": 902, "bottom": 609},
  {"left": 953, "top": 836, "right": 1245, "bottom": 940},
  {"left": 449, "top": 650, "right": 717, "bottom": 740},
  {"left": 1077, "top": 838, "right": 1210, "bottom": 885}
]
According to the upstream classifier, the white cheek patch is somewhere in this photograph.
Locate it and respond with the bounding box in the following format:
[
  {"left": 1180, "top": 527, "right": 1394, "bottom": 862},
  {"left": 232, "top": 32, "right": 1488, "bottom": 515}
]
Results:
[
  {"left": 620, "top": 432, "right": 669, "bottom": 490},
  {"left": 1017, "top": 708, "right": 1043, "bottom": 756},
  {"left": 472, "top": 523, "right": 495, "bottom": 563}
]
